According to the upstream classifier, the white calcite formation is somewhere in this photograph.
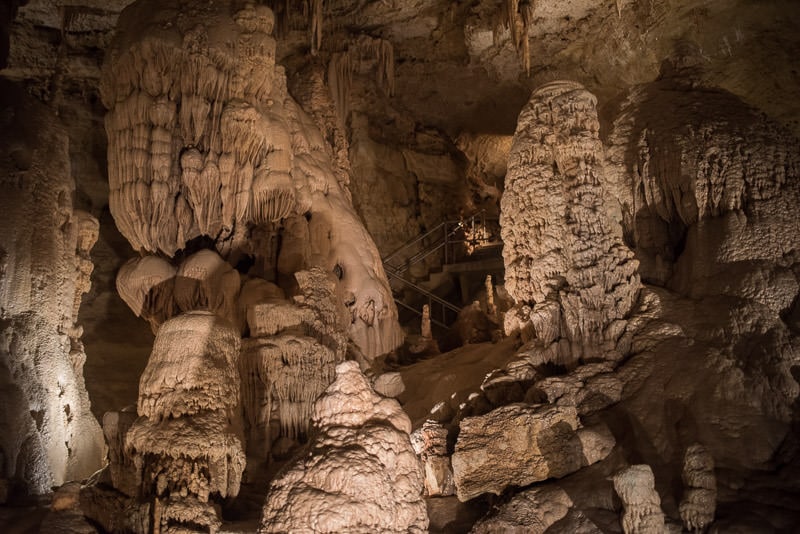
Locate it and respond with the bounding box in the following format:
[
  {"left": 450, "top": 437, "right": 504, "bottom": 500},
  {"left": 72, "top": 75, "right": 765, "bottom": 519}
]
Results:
[
  {"left": 606, "top": 79, "right": 800, "bottom": 307},
  {"left": 125, "top": 311, "right": 245, "bottom": 532},
  {"left": 259, "top": 361, "right": 428, "bottom": 533},
  {"left": 409, "top": 420, "right": 455, "bottom": 497},
  {"left": 101, "top": 0, "right": 402, "bottom": 361},
  {"left": 612, "top": 464, "right": 666, "bottom": 534},
  {"left": 679, "top": 443, "right": 716, "bottom": 532},
  {"left": 240, "top": 268, "right": 348, "bottom": 450},
  {"left": 501, "top": 81, "right": 640, "bottom": 365},
  {"left": 0, "top": 79, "right": 105, "bottom": 494},
  {"left": 451, "top": 403, "right": 615, "bottom": 501}
]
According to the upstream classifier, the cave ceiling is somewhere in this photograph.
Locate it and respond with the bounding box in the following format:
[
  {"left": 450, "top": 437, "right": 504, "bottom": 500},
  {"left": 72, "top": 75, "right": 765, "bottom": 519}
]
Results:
[{"left": 5, "top": 0, "right": 800, "bottom": 138}]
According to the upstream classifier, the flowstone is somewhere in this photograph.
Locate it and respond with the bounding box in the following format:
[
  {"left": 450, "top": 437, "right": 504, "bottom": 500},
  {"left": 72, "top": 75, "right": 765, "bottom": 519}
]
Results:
[{"left": 102, "top": 0, "right": 402, "bottom": 361}]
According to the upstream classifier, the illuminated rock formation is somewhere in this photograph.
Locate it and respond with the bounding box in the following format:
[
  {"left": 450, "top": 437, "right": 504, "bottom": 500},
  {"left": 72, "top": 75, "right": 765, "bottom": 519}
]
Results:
[
  {"left": 125, "top": 311, "right": 245, "bottom": 532},
  {"left": 259, "top": 361, "right": 428, "bottom": 533},
  {"left": 501, "top": 81, "right": 640, "bottom": 365},
  {"left": 612, "top": 464, "right": 666, "bottom": 534},
  {"left": 606, "top": 79, "right": 800, "bottom": 305},
  {"left": 102, "top": 0, "right": 402, "bottom": 360},
  {"left": 0, "top": 79, "right": 104, "bottom": 494},
  {"left": 451, "top": 403, "right": 614, "bottom": 501},
  {"left": 409, "top": 420, "right": 455, "bottom": 497}
]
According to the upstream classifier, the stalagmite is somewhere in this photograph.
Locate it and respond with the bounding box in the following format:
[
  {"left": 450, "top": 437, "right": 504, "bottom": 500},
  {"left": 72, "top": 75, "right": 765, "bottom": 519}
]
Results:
[
  {"left": 679, "top": 444, "right": 716, "bottom": 531},
  {"left": 612, "top": 465, "right": 666, "bottom": 534},
  {"left": 125, "top": 311, "right": 245, "bottom": 532},
  {"left": 501, "top": 81, "right": 640, "bottom": 365},
  {"left": 421, "top": 303, "right": 433, "bottom": 339},
  {"left": 485, "top": 274, "right": 497, "bottom": 318},
  {"left": 259, "top": 361, "right": 428, "bottom": 533}
]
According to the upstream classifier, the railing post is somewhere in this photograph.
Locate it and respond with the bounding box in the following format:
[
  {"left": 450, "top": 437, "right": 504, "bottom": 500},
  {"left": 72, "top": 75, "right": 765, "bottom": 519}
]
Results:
[{"left": 443, "top": 223, "right": 448, "bottom": 265}]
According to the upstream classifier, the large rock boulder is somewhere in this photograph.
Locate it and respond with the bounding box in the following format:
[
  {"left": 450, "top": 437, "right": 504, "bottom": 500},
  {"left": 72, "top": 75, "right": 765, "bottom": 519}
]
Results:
[{"left": 451, "top": 403, "right": 614, "bottom": 501}]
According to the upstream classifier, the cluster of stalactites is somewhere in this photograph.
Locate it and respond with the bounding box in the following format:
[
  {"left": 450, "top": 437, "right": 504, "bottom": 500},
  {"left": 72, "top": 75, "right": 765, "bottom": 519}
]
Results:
[
  {"left": 239, "top": 268, "right": 348, "bottom": 442},
  {"left": 101, "top": 1, "right": 302, "bottom": 257},
  {"left": 266, "top": 0, "right": 324, "bottom": 54},
  {"left": 496, "top": 0, "right": 534, "bottom": 75},
  {"left": 501, "top": 81, "right": 640, "bottom": 363},
  {"left": 328, "top": 34, "right": 395, "bottom": 124},
  {"left": 124, "top": 311, "right": 246, "bottom": 532}
]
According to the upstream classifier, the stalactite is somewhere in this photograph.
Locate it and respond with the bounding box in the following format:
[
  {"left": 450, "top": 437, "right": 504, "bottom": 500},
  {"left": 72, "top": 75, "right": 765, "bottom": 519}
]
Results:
[
  {"left": 310, "top": 0, "right": 323, "bottom": 55},
  {"left": 501, "top": 0, "right": 533, "bottom": 76},
  {"left": 327, "top": 51, "right": 352, "bottom": 126},
  {"left": 327, "top": 35, "right": 395, "bottom": 124}
]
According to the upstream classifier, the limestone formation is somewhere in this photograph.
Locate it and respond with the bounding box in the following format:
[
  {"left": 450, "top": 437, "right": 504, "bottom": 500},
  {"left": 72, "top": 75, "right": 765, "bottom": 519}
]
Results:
[
  {"left": 328, "top": 34, "right": 395, "bottom": 124},
  {"left": 471, "top": 485, "right": 573, "bottom": 534},
  {"left": 410, "top": 420, "right": 455, "bottom": 497},
  {"left": 451, "top": 403, "right": 614, "bottom": 501},
  {"left": 606, "top": 79, "right": 800, "bottom": 304},
  {"left": 501, "top": 81, "right": 640, "bottom": 365},
  {"left": 373, "top": 372, "right": 406, "bottom": 398},
  {"left": 612, "top": 464, "right": 666, "bottom": 534},
  {"left": 259, "top": 361, "right": 428, "bottom": 533},
  {"left": 102, "top": 0, "right": 402, "bottom": 360},
  {"left": 125, "top": 311, "right": 245, "bottom": 531},
  {"left": 679, "top": 443, "right": 716, "bottom": 532},
  {"left": 0, "top": 79, "right": 104, "bottom": 494},
  {"left": 533, "top": 362, "right": 623, "bottom": 415},
  {"left": 239, "top": 268, "right": 350, "bottom": 457},
  {"left": 101, "top": 409, "right": 138, "bottom": 498}
]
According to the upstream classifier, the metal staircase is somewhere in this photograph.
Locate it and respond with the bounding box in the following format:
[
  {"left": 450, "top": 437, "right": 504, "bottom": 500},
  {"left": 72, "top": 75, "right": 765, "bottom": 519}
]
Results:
[{"left": 382, "top": 211, "right": 502, "bottom": 329}]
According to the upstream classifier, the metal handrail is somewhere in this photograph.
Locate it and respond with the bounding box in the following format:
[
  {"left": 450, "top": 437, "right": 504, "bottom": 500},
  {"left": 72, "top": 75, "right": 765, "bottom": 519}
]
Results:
[
  {"left": 382, "top": 210, "right": 501, "bottom": 328},
  {"left": 393, "top": 299, "right": 448, "bottom": 329},
  {"left": 386, "top": 270, "right": 461, "bottom": 315},
  {"left": 383, "top": 221, "right": 448, "bottom": 265}
]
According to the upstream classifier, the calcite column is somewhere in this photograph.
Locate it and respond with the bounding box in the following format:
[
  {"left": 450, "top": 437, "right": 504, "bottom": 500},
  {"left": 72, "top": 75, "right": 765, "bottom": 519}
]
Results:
[
  {"left": 501, "top": 80, "right": 640, "bottom": 364},
  {"left": 125, "top": 311, "right": 246, "bottom": 532},
  {"left": 0, "top": 79, "right": 104, "bottom": 494}
]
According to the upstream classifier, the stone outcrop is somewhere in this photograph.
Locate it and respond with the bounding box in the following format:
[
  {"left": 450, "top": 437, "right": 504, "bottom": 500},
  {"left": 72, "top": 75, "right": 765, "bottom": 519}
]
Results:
[
  {"left": 501, "top": 81, "right": 640, "bottom": 366},
  {"left": 259, "top": 361, "right": 428, "bottom": 533},
  {"left": 470, "top": 485, "right": 573, "bottom": 534},
  {"left": 451, "top": 403, "right": 614, "bottom": 501},
  {"left": 0, "top": 78, "right": 104, "bottom": 494}
]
